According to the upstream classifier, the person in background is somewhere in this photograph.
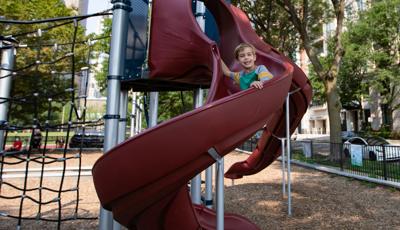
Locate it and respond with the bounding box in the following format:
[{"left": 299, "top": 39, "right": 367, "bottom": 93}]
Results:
[
  {"left": 56, "top": 137, "right": 65, "bottom": 148},
  {"left": 11, "top": 137, "right": 22, "bottom": 151},
  {"left": 32, "top": 129, "right": 42, "bottom": 149}
]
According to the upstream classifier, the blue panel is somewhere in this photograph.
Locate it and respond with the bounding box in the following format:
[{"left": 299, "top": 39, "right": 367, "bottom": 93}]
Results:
[
  {"left": 123, "top": 0, "right": 149, "bottom": 80},
  {"left": 204, "top": 0, "right": 230, "bottom": 43},
  {"left": 205, "top": 9, "right": 220, "bottom": 43}
]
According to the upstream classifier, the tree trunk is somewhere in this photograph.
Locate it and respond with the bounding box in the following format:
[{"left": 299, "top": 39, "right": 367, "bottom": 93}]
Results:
[
  {"left": 276, "top": 0, "right": 345, "bottom": 161},
  {"left": 325, "top": 75, "right": 342, "bottom": 161}
]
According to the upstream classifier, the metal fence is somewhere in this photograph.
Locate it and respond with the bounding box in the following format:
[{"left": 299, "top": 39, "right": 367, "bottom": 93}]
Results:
[
  {"left": 238, "top": 138, "right": 400, "bottom": 183},
  {"left": 237, "top": 136, "right": 258, "bottom": 152},
  {"left": 294, "top": 140, "right": 400, "bottom": 183}
]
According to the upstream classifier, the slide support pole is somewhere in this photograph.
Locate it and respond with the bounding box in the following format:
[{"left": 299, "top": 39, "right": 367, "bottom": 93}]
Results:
[
  {"left": 99, "top": 0, "right": 131, "bottom": 229},
  {"left": 190, "top": 0, "right": 206, "bottom": 205},
  {"left": 190, "top": 89, "right": 203, "bottom": 204},
  {"left": 285, "top": 94, "right": 292, "bottom": 216},
  {"left": 281, "top": 137, "right": 286, "bottom": 197},
  {"left": 208, "top": 148, "right": 224, "bottom": 230}
]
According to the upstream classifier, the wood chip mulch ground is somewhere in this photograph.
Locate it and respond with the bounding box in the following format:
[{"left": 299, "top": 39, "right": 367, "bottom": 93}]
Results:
[{"left": 1, "top": 151, "right": 400, "bottom": 229}]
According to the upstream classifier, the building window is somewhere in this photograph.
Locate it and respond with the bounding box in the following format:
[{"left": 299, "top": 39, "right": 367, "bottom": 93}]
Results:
[
  {"left": 363, "top": 109, "right": 370, "bottom": 123},
  {"left": 381, "top": 104, "right": 391, "bottom": 127},
  {"left": 341, "top": 111, "right": 347, "bottom": 131}
]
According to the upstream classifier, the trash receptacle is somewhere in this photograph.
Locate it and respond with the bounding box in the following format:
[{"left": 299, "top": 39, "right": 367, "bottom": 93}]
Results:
[{"left": 302, "top": 141, "right": 312, "bottom": 158}]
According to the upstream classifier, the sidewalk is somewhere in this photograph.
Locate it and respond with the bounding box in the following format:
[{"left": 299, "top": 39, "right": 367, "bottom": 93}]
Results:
[
  {"left": 388, "top": 139, "right": 400, "bottom": 145},
  {"left": 295, "top": 133, "right": 330, "bottom": 141}
]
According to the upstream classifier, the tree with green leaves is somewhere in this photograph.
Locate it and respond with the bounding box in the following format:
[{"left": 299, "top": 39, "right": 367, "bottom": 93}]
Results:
[
  {"left": 157, "top": 91, "right": 195, "bottom": 122},
  {"left": 342, "top": 0, "right": 400, "bottom": 131},
  {"left": 0, "top": 0, "right": 89, "bottom": 126},
  {"left": 232, "top": 0, "right": 300, "bottom": 59},
  {"left": 92, "top": 17, "right": 112, "bottom": 93}
]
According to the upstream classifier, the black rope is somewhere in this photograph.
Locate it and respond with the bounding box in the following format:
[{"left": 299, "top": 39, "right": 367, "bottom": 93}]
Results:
[
  {"left": 74, "top": 36, "right": 93, "bottom": 217},
  {"left": 55, "top": 18, "right": 78, "bottom": 230},
  {"left": 0, "top": 11, "right": 107, "bottom": 229},
  {"left": 0, "top": 10, "right": 112, "bottom": 24},
  {"left": 15, "top": 34, "right": 110, "bottom": 49},
  {"left": 1, "top": 181, "right": 77, "bottom": 193}
]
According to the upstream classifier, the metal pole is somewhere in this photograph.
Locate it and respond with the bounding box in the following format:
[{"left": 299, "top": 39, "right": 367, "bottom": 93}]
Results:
[
  {"left": 99, "top": 0, "right": 131, "bottom": 229},
  {"left": 61, "top": 105, "right": 65, "bottom": 128},
  {"left": 130, "top": 92, "right": 136, "bottom": 137},
  {"left": 216, "top": 157, "right": 224, "bottom": 230},
  {"left": 191, "top": 89, "right": 203, "bottom": 204},
  {"left": 286, "top": 94, "right": 292, "bottom": 216},
  {"left": 205, "top": 165, "right": 213, "bottom": 208},
  {"left": 113, "top": 90, "right": 128, "bottom": 230},
  {"left": 0, "top": 44, "right": 15, "bottom": 151},
  {"left": 208, "top": 147, "right": 224, "bottom": 230},
  {"left": 138, "top": 96, "right": 143, "bottom": 132},
  {"left": 193, "top": 0, "right": 209, "bottom": 206},
  {"left": 281, "top": 138, "right": 286, "bottom": 197},
  {"left": 118, "top": 91, "right": 128, "bottom": 142},
  {"left": 149, "top": 92, "right": 158, "bottom": 128}
]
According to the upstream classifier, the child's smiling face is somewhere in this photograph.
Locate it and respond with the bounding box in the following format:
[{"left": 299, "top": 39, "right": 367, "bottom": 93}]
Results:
[{"left": 237, "top": 47, "right": 256, "bottom": 72}]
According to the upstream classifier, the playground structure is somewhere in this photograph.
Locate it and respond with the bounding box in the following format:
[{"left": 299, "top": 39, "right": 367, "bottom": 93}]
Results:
[
  {"left": 93, "top": 0, "right": 311, "bottom": 229},
  {"left": 0, "top": 0, "right": 312, "bottom": 229}
]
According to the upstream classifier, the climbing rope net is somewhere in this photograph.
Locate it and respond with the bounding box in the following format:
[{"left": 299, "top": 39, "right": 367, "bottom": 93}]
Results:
[{"left": 0, "top": 10, "right": 111, "bottom": 229}]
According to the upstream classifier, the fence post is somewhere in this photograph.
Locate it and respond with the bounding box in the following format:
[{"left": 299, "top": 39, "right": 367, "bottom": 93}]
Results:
[
  {"left": 339, "top": 142, "right": 344, "bottom": 171},
  {"left": 382, "top": 145, "right": 387, "bottom": 181}
]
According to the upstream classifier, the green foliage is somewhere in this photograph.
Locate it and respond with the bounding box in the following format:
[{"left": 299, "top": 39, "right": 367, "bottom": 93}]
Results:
[
  {"left": 365, "top": 125, "right": 392, "bottom": 139},
  {"left": 0, "top": 0, "right": 89, "bottom": 126},
  {"left": 308, "top": 68, "right": 326, "bottom": 105},
  {"left": 158, "top": 91, "right": 194, "bottom": 122},
  {"left": 92, "top": 17, "right": 112, "bottom": 54},
  {"left": 342, "top": 0, "right": 400, "bottom": 128},
  {"left": 337, "top": 33, "right": 369, "bottom": 109},
  {"left": 94, "top": 55, "right": 109, "bottom": 93},
  {"left": 231, "top": 0, "right": 300, "bottom": 59},
  {"left": 232, "top": 0, "right": 336, "bottom": 59},
  {"left": 92, "top": 17, "right": 112, "bottom": 93}
]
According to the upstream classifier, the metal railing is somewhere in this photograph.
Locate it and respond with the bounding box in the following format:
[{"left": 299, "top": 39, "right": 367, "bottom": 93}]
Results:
[{"left": 237, "top": 138, "right": 400, "bottom": 183}]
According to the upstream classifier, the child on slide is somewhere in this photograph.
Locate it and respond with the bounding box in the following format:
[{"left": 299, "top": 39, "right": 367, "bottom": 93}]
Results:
[{"left": 221, "top": 43, "right": 273, "bottom": 90}]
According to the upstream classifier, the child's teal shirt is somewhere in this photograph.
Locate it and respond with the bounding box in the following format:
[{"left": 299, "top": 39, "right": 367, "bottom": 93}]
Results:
[{"left": 229, "top": 65, "right": 273, "bottom": 90}]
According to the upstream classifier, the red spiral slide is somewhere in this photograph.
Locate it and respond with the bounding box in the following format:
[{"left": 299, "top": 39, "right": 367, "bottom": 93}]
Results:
[{"left": 92, "top": 0, "right": 312, "bottom": 229}]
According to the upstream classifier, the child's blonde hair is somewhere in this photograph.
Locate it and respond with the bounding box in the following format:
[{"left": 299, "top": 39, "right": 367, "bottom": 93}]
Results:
[{"left": 234, "top": 43, "right": 256, "bottom": 59}]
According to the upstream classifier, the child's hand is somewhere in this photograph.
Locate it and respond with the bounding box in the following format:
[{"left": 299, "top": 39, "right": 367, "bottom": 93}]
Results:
[{"left": 250, "top": 81, "right": 263, "bottom": 89}]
